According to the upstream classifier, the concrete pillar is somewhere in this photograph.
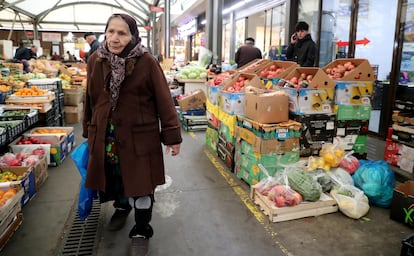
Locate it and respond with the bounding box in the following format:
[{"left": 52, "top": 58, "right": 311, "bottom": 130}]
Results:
[{"left": 164, "top": 0, "right": 170, "bottom": 58}]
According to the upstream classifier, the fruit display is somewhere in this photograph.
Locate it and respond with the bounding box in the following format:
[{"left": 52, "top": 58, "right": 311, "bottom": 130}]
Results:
[
  {"left": 16, "top": 136, "right": 50, "bottom": 145},
  {"left": 282, "top": 72, "right": 314, "bottom": 88},
  {"left": 323, "top": 61, "right": 357, "bottom": 80},
  {"left": 224, "top": 75, "right": 252, "bottom": 93},
  {"left": 259, "top": 65, "right": 287, "bottom": 79},
  {"left": 0, "top": 150, "right": 44, "bottom": 167},
  {"left": 13, "top": 86, "right": 48, "bottom": 97},
  {"left": 31, "top": 128, "right": 69, "bottom": 135},
  {"left": 0, "top": 187, "right": 18, "bottom": 207},
  {"left": 175, "top": 65, "right": 208, "bottom": 80},
  {"left": 208, "top": 71, "right": 234, "bottom": 86},
  {"left": 0, "top": 85, "right": 11, "bottom": 92}
]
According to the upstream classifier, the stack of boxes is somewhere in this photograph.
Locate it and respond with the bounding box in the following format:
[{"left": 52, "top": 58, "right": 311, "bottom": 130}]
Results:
[
  {"left": 63, "top": 86, "right": 84, "bottom": 124},
  {"left": 176, "top": 89, "right": 208, "bottom": 131},
  {"left": 26, "top": 78, "right": 64, "bottom": 127},
  {"left": 328, "top": 59, "right": 375, "bottom": 157},
  {"left": 279, "top": 67, "right": 337, "bottom": 156}
]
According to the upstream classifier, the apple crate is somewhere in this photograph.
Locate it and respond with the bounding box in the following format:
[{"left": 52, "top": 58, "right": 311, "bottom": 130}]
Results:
[{"left": 250, "top": 187, "right": 338, "bottom": 222}]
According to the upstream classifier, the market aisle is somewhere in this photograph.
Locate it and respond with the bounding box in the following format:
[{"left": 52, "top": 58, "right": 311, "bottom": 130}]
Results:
[
  {"left": 95, "top": 130, "right": 284, "bottom": 255},
  {"left": 0, "top": 124, "right": 412, "bottom": 256}
]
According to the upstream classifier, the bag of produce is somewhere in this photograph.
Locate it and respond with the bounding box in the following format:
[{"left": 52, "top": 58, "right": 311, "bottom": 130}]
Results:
[
  {"left": 352, "top": 160, "right": 395, "bottom": 208},
  {"left": 284, "top": 167, "right": 322, "bottom": 202},
  {"left": 309, "top": 168, "right": 334, "bottom": 193},
  {"left": 330, "top": 183, "right": 370, "bottom": 219},
  {"left": 339, "top": 151, "right": 360, "bottom": 174}
]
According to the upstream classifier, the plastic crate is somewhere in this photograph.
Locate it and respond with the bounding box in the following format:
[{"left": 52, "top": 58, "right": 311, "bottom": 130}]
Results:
[
  {"left": 56, "top": 93, "right": 64, "bottom": 112},
  {"left": 26, "top": 78, "right": 63, "bottom": 93},
  {"left": 0, "top": 90, "right": 12, "bottom": 104},
  {"left": 0, "top": 127, "right": 7, "bottom": 147},
  {"left": 401, "top": 234, "right": 414, "bottom": 256},
  {"left": 38, "top": 106, "right": 59, "bottom": 122},
  {"left": 0, "top": 120, "right": 25, "bottom": 142}
]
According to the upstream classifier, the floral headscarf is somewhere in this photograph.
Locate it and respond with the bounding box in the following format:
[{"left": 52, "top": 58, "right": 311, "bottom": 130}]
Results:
[{"left": 97, "top": 13, "right": 148, "bottom": 110}]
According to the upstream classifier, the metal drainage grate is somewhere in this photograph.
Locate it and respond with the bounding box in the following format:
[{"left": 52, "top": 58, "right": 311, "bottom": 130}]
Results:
[{"left": 60, "top": 199, "right": 101, "bottom": 256}]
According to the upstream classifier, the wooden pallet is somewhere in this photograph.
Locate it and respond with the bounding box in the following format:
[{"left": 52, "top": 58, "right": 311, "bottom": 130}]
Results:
[{"left": 250, "top": 187, "right": 338, "bottom": 223}]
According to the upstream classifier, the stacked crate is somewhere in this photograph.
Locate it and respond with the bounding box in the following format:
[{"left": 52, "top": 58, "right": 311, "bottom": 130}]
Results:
[
  {"left": 62, "top": 86, "right": 84, "bottom": 124},
  {"left": 278, "top": 67, "right": 337, "bottom": 157},
  {"left": 205, "top": 99, "right": 219, "bottom": 153},
  {"left": 327, "top": 59, "right": 376, "bottom": 158},
  {"left": 234, "top": 116, "right": 301, "bottom": 186},
  {"left": 176, "top": 89, "right": 208, "bottom": 131},
  {"left": 26, "top": 78, "right": 63, "bottom": 127}
]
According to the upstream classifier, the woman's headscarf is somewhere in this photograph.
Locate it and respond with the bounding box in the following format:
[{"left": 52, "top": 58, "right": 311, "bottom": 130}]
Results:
[{"left": 97, "top": 13, "right": 148, "bottom": 110}]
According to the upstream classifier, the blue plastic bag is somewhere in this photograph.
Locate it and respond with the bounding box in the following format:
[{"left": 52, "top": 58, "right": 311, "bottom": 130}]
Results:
[
  {"left": 71, "top": 140, "right": 97, "bottom": 221},
  {"left": 352, "top": 160, "right": 395, "bottom": 208}
]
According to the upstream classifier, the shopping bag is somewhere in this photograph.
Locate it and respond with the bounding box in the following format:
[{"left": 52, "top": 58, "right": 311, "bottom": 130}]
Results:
[{"left": 71, "top": 140, "right": 97, "bottom": 221}]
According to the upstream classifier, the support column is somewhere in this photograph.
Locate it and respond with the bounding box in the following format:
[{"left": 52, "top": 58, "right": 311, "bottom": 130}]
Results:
[
  {"left": 229, "top": 11, "right": 236, "bottom": 62},
  {"left": 206, "top": 0, "right": 223, "bottom": 65},
  {"left": 152, "top": 14, "right": 157, "bottom": 55},
  {"left": 164, "top": 0, "right": 171, "bottom": 58}
]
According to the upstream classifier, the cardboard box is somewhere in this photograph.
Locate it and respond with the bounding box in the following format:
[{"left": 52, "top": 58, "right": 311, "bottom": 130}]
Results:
[
  {"left": 237, "top": 59, "right": 269, "bottom": 74},
  {"left": 64, "top": 103, "right": 84, "bottom": 124},
  {"left": 236, "top": 126, "right": 300, "bottom": 154},
  {"left": 256, "top": 61, "right": 298, "bottom": 88},
  {"left": 335, "top": 105, "right": 371, "bottom": 120},
  {"left": 9, "top": 139, "right": 51, "bottom": 164},
  {"left": 177, "top": 89, "right": 206, "bottom": 112},
  {"left": 236, "top": 116, "right": 302, "bottom": 140},
  {"left": 27, "top": 126, "right": 76, "bottom": 155},
  {"left": 335, "top": 81, "right": 374, "bottom": 105},
  {"left": 0, "top": 166, "right": 36, "bottom": 207},
  {"left": 384, "top": 141, "right": 414, "bottom": 173},
  {"left": 31, "top": 155, "right": 48, "bottom": 191},
  {"left": 279, "top": 67, "right": 335, "bottom": 114},
  {"left": 290, "top": 113, "right": 336, "bottom": 156},
  {"left": 390, "top": 181, "right": 414, "bottom": 227},
  {"left": 244, "top": 89, "right": 289, "bottom": 124},
  {"left": 63, "top": 86, "right": 83, "bottom": 106},
  {"left": 322, "top": 58, "right": 376, "bottom": 82},
  {"left": 206, "top": 84, "right": 223, "bottom": 105},
  {"left": 218, "top": 73, "right": 265, "bottom": 115}
]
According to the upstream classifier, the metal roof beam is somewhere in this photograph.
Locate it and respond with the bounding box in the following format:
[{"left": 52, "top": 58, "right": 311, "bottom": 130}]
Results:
[{"left": 36, "top": 2, "right": 146, "bottom": 24}]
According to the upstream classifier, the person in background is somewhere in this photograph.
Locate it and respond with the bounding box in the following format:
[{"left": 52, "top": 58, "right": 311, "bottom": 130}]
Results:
[
  {"left": 286, "top": 21, "right": 317, "bottom": 67},
  {"left": 66, "top": 51, "right": 76, "bottom": 61},
  {"left": 14, "top": 45, "right": 38, "bottom": 61},
  {"left": 82, "top": 13, "right": 182, "bottom": 255},
  {"left": 84, "top": 32, "right": 100, "bottom": 63},
  {"left": 235, "top": 37, "right": 262, "bottom": 68}
]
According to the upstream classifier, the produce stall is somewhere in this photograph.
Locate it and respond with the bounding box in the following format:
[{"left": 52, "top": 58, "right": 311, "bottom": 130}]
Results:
[
  {"left": 0, "top": 59, "right": 83, "bottom": 247},
  {"left": 204, "top": 58, "right": 397, "bottom": 223}
]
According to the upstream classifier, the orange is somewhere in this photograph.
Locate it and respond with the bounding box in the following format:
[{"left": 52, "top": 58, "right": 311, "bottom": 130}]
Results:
[
  {"left": 3, "top": 191, "right": 14, "bottom": 200},
  {"left": 0, "top": 190, "right": 5, "bottom": 198}
]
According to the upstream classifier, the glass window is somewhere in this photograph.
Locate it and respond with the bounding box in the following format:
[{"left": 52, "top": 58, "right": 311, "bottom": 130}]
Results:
[
  {"left": 269, "top": 3, "right": 287, "bottom": 60},
  {"left": 246, "top": 12, "right": 266, "bottom": 54},
  {"left": 355, "top": 0, "right": 398, "bottom": 81},
  {"left": 223, "top": 23, "right": 231, "bottom": 62},
  {"left": 235, "top": 18, "right": 246, "bottom": 51}
]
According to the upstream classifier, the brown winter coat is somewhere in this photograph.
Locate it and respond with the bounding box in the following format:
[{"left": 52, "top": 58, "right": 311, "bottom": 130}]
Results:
[{"left": 82, "top": 52, "right": 182, "bottom": 197}]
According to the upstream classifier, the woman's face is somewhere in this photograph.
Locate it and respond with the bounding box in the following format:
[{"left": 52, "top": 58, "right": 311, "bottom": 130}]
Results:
[{"left": 105, "top": 17, "right": 132, "bottom": 55}]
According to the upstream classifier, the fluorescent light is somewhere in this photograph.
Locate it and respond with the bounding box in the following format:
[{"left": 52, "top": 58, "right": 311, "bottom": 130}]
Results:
[
  {"left": 201, "top": 19, "right": 206, "bottom": 25},
  {"left": 223, "top": 1, "right": 245, "bottom": 15}
]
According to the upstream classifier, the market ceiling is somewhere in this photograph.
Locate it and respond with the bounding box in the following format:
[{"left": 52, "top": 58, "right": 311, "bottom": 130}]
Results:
[{"left": 0, "top": 0, "right": 165, "bottom": 32}]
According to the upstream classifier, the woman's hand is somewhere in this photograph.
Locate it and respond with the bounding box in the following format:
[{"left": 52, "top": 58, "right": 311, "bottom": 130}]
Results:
[{"left": 165, "top": 144, "right": 181, "bottom": 156}]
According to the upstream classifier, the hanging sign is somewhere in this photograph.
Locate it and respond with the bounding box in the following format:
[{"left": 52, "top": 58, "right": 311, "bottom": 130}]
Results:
[{"left": 144, "top": 26, "right": 152, "bottom": 31}]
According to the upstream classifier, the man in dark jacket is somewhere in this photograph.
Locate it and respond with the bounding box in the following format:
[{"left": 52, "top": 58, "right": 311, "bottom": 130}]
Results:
[
  {"left": 14, "top": 45, "right": 37, "bottom": 61},
  {"left": 235, "top": 37, "right": 262, "bottom": 68},
  {"left": 286, "top": 21, "right": 317, "bottom": 67},
  {"left": 84, "top": 32, "right": 100, "bottom": 62}
]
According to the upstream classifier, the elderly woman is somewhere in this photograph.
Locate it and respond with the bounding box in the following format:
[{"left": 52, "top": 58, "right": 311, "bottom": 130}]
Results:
[{"left": 82, "top": 13, "right": 182, "bottom": 255}]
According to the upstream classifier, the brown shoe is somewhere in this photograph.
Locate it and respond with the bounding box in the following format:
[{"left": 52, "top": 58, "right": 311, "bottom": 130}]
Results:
[
  {"left": 108, "top": 208, "right": 131, "bottom": 231},
  {"left": 130, "top": 236, "right": 149, "bottom": 256}
]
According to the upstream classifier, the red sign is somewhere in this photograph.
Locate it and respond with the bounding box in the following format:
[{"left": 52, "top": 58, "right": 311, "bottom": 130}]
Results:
[
  {"left": 150, "top": 5, "right": 164, "bottom": 12},
  {"left": 144, "top": 26, "right": 152, "bottom": 31},
  {"left": 336, "top": 37, "right": 370, "bottom": 47}
]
